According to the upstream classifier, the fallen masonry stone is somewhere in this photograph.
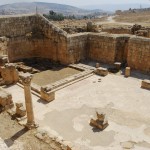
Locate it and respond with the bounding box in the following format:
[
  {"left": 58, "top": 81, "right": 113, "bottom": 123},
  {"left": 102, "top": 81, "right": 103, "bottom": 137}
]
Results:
[
  {"left": 90, "top": 112, "right": 109, "bottom": 131},
  {"left": 95, "top": 67, "right": 108, "bottom": 76},
  {"left": 16, "top": 102, "right": 26, "bottom": 117},
  {"left": 0, "top": 88, "right": 13, "bottom": 109},
  {"left": 114, "top": 62, "right": 121, "bottom": 70},
  {"left": 141, "top": 80, "right": 150, "bottom": 90},
  {"left": 1, "top": 63, "right": 19, "bottom": 85}
]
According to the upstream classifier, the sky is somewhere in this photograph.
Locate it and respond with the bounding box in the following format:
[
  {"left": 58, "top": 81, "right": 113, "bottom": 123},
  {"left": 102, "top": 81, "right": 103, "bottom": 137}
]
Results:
[{"left": 0, "top": 0, "right": 150, "bottom": 6}]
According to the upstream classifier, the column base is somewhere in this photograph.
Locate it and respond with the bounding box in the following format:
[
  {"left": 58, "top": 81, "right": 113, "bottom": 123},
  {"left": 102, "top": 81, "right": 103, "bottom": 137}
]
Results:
[{"left": 25, "top": 122, "right": 39, "bottom": 129}]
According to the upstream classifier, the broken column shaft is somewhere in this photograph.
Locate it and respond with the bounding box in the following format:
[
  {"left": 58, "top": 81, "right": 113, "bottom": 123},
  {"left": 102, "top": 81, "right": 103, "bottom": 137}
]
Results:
[{"left": 20, "top": 73, "right": 37, "bottom": 129}]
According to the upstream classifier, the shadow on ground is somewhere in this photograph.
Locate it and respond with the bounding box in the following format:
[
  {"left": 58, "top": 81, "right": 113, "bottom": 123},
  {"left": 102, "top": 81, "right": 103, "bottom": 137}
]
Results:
[{"left": 4, "top": 128, "right": 28, "bottom": 147}]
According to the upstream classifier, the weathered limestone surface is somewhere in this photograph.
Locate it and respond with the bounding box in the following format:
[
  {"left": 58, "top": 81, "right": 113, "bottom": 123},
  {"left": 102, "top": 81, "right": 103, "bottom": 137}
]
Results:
[
  {"left": 128, "top": 37, "right": 150, "bottom": 72},
  {"left": 20, "top": 73, "right": 36, "bottom": 129},
  {"left": 0, "top": 55, "right": 8, "bottom": 66},
  {"left": 141, "top": 80, "right": 150, "bottom": 90},
  {"left": 1, "top": 63, "right": 19, "bottom": 84},
  {"left": 34, "top": 15, "right": 68, "bottom": 64},
  {"left": 0, "top": 37, "right": 8, "bottom": 56},
  {"left": 8, "top": 14, "right": 68, "bottom": 63},
  {"left": 67, "top": 33, "right": 88, "bottom": 64},
  {"left": 115, "top": 35, "right": 130, "bottom": 63},
  {"left": 95, "top": 67, "right": 108, "bottom": 76},
  {"left": 16, "top": 102, "right": 26, "bottom": 117},
  {"left": 0, "top": 15, "right": 37, "bottom": 37},
  {"left": 40, "top": 89, "right": 55, "bottom": 102},
  {"left": 0, "top": 14, "right": 149, "bottom": 73},
  {"left": 88, "top": 33, "right": 117, "bottom": 64},
  {"left": 0, "top": 87, "right": 13, "bottom": 109},
  {"left": 125, "top": 67, "right": 131, "bottom": 77}
]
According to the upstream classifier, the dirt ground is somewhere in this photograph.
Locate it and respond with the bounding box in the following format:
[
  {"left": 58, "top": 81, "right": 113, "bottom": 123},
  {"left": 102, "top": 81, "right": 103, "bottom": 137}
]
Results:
[
  {"left": 52, "top": 16, "right": 107, "bottom": 29},
  {"left": 32, "top": 67, "right": 81, "bottom": 86},
  {"left": 0, "top": 112, "right": 62, "bottom": 150},
  {"left": 114, "top": 11, "right": 150, "bottom": 25}
]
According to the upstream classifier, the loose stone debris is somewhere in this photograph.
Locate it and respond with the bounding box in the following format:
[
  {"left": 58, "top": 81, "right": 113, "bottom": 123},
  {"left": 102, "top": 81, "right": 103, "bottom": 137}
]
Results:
[{"left": 90, "top": 112, "right": 109, "bottom": 131}]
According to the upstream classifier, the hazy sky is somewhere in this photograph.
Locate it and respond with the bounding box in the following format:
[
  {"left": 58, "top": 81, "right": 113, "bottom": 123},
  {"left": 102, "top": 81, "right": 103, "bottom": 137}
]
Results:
[{"left": 0, "top": 0, "right": 149, "bottom": 6}]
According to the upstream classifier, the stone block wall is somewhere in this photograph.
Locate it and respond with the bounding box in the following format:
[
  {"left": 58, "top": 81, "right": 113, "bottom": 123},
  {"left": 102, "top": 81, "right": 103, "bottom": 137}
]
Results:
[
  {"left": 102, "top": 27, "right": 131, "bottom": 34},
  {"left": 115, "top": 35, "right": 130, "bottom": 63},
  {"left": 0, "top": 14, "right": 149, "bottom": 73},
  {"left": 88, "top": 33, "right": 117, "bottom": 64},
  {"left": 3, "top": 14, "right": 68, "bottom": 64},
  {"left": 0, "top": 37, "right": 8, "bottom": 55},
  {"left": 128, "top": 37, "right": 150, "bottom": 72},
  {"left": 8, "top": 37, "right": 35, "bottom": 62},
  {"left": 67, "top": 33, "right": 88, "bottom": 64},
  {"left": 35, "top": 15, "right": 68, "bottom": 64},
  {"left": 0, "top": 15, "right": 37, "bottom": 38}
]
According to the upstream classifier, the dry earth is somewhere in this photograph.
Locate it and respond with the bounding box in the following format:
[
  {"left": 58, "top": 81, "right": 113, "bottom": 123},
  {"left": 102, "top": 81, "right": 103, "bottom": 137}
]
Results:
[
  {"left": 0, "top": 112, "right": 62, "bottom": 150},
  {"left": 114, "top": 11, "right": 150, "bottom": 25}
]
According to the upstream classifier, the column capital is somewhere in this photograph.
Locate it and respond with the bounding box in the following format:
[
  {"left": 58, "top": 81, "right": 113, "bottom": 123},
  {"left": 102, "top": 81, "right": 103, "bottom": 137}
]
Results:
[{"left": 20, "top": 73, "right": 33, "bottom": 86}]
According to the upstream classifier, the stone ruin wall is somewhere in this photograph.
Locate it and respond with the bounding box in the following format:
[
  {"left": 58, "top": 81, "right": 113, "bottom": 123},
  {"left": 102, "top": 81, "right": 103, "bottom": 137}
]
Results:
[
  {"left": 88, "top": 33, "right": 117, "bottom": 64},
  {"left": 115, "top": 35, "right": 130, "bottom": 63},
  {"left": 0, "top": 37, "right": 8, "bottom": 55},
  {"left": 69, "top": 33, "right": 150, "bottom": 73},
  {"left": 0, "top": 14, "right": 149, "bottom": 73},
  {"left": 0, "top": 15, "right": 37, "bottom": 38},
  {"left": 102, "top": 27, "right": 131, "bottom": 35},
  {"left": 0, "top": 14, "right": 68, "bottom": 64},
  {"left": 35, "top": 15, "right": 68, "bottom": 64},
  {"left": 67, "top": 33, "right": 88, "bottom": 63},
  {"left": 128, "top": 37, "right": 150, "bottom": 72}
]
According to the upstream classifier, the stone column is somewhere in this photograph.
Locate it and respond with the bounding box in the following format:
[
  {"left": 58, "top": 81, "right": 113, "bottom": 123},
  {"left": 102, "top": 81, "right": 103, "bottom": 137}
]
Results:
[
  {"left": 96, "top": 63, "right": 100, "bottom": 68},
  {"left": 20, "top": 73, "right": 37, "bottom": 129},
  {"left": 125, "top": 67, "right": 131, "bottom": 77}
]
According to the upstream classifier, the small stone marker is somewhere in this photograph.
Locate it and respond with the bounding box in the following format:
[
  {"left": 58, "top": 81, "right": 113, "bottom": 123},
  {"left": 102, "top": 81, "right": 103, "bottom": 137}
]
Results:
[
  {"left": 125, "top": 67, "right": 131, "bottom": 77},
  {"left": 95, "top": 63, "right": 100, "bottom": 68},
  {"left": 114, "top": 62, "right": 121, "bottom": 70}
]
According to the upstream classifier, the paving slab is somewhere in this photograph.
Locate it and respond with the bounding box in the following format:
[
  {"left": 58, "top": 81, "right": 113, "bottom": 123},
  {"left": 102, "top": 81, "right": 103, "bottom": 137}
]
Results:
[{"left": 5, "top": 73, "right": 150, "bottom": 150}]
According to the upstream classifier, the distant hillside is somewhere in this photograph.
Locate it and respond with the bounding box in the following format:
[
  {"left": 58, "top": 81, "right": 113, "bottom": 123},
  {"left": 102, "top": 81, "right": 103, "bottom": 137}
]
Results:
[
  {"left": 82, "top": 3, "right": 150, "bottom": 12},
  {"left": 0, "top": 2, "right": 106, "bottom": 16}
]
